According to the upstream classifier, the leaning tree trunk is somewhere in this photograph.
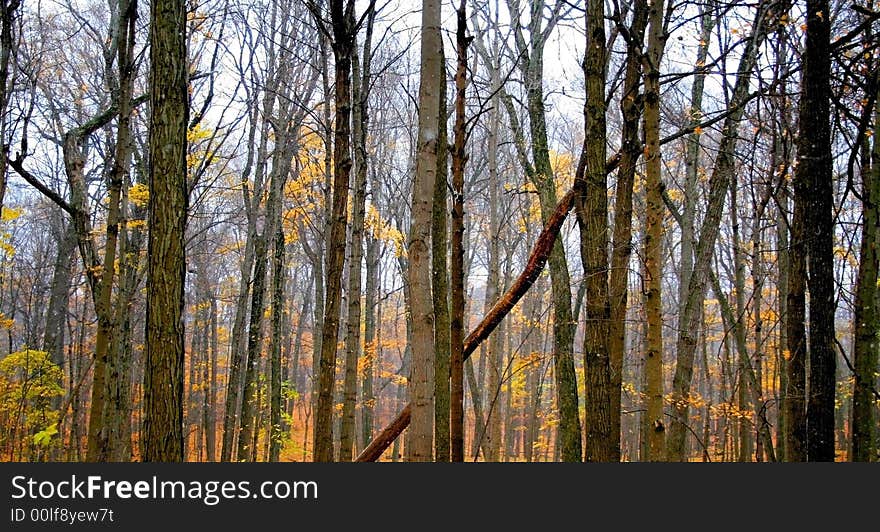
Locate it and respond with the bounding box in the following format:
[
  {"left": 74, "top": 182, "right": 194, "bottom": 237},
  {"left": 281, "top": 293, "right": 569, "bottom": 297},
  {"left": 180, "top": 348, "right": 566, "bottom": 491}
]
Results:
[
  {"left": 666, "top": 1, "right": 785, "bottom": 461},
  {"left": 356, "top": 189, "right": 577, "bottom": 462}
]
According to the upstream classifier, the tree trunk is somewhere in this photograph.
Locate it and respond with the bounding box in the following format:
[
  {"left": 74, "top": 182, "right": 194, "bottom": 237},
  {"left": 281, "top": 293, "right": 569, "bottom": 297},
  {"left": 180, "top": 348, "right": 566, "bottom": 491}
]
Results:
[
  {"left": 361, "top": 234, "right": 379, "bottom": 447},
  {"left": 431, "top": 42, "right": 451, "bottom": 462},
  {"left": 449, "top": 0, "right": 469, "bottom": 462},
  {"left": 852, "top": 94, "right": 879, "bottom": 462},
  {"left": 314, "top": 0, "right": 356, "bottom": 462},
  {"left": 608, "top": 0, "right": 648, "bottom": 464},
  {"left": 406, "top": 0, "right": 442, "bottom": 462},
  {"left": 801, "top": 0, "right": 836, "bottom": 462},
  {"left": 641, "top": 0, "right": 668, "bottom": 462},
  {"left": 87, "top": 0, "right": 137, "bottom": 462},
  {"left": 579, "top": 0, "right": 613, "bottom": 462},
  {"left": 143, "top": 0, "right": 187, "bottom": 462},
  {"left": 43, "top": 222, "right": 77, "bottom": 370}
]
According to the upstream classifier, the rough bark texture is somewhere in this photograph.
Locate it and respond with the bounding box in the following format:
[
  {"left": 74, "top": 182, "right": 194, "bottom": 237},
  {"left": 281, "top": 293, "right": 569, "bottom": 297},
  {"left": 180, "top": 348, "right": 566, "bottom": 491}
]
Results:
[
  {"left": 642, "top": 0, "right": 667, "bottom": 462},
  {"left": 785, "top": 172, "right": 808, "bottom": 461},
  {"left": 86, "top": 0, "right": 137, "bottom": 462},
  {"left": 579, "top": 0, "right": 613, "bottom": 462},
  {"left": 801, "top": 0, "right": 836, "bottom": 462},
  {"left": 431, "top": 43, "right": 450, "bottom": 462},
  {"left": 449, "top": 0, "right": 469, "bottom": 462},
  {"left": 852, "top": 96, "right": 879, "bottom": 462},
  {"left": 340, "top": 10, "right": 374, "bottom": 460},
  {"left": 608, "top": 0, "right": 647, "bottom": 464},
  {"left": 314, "top": 0, "right": 355, "bottom": 462},
  {"left": 143, "top": 0, "right": 187, "bottom": 462}
]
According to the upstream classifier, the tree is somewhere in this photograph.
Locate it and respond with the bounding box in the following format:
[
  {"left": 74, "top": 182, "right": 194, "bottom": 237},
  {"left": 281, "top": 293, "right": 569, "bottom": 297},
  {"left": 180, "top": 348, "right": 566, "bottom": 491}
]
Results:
[
  {"left": 406, "top": 0, "right": 442, "bottom": 462},
  {"left": 800, "top": 0, "right": 835, "bottom": 462},
  {"left": 851, "top": 88, "right": 879, "bottom": 462},
  {"left": 641, "top": 0, "right": 668, "bottom": 462},
  {"left": 142, "top": 0, "right": 188, "bottom": 462},
  {"left": 312, "top": 0, "right": 356, "bottom": 462},
  {"left": 578, "top": 0, "right": 613, "bottom": 462}
]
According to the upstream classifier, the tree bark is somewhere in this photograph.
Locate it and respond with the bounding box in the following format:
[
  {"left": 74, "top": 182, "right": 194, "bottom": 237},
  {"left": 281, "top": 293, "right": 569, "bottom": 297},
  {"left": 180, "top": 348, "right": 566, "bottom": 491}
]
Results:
[
  {"left": 143, "top": 0, "right": 188, "bottom": 462},
  {"left": 852, "top": 92, "right": 879, "bottom": 462},
  {"left": 800, "top": 0, "right": 836, "bottom": 462},
  {"left": 314, "top": 0, "right": 356, "bottom": 462},
  {"left": 431, "top": 42, "right": 451, "bottom": 462},
  {"left": 608, "top": 0, "right": 647, "bottom": 464},
  {"left": 449, "top": 0, "right": 469, "bottom": 462},
  {"left": 406, "top": 0, "right": 442, "bottom": 462},
  {"left": 579, "top": 0, "right": 613, "bottom": 462},
  {"left": 641, "top": 0, "right": 668, "bottom": 462}
]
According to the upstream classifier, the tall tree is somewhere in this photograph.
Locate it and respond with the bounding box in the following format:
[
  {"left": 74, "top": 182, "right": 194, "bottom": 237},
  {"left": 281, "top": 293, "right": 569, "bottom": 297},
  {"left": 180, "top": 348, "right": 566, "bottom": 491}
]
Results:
[
  {"left": 142, "top": 0, "right": 188, "bottom": 462},
  {"left": 851, "top": 90, "right": 879, "bottom": 462},
  {"left": 800, "top": 0, "right": 836, "bottom": 462},
  {"left": 340, "top": 1, "right": 376, "bottom": 461},
  {"left": 312, "top": 0, "right": 356, "bottom": 462},
  {"left": 431, "top": 42, "right": 450, "bottom": 462},
  {"left": 607, "top": 0, "right": 648, "bottom": 464},
  {"left": 449, "top": 0, "right": 469, "bottom": 463},
  {"left": 641, "top": 0, "right": 668, "bottom": 462},
  {"left": 578, "top": 0, "right": 613, "bottom": 462},
  {"left": 406, "top": 0, "right": 442, "bottom": 462}
]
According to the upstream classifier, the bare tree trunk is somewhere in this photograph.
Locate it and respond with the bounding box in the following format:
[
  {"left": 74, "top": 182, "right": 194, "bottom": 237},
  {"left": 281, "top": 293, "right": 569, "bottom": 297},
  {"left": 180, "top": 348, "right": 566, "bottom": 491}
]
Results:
[
  {"left": 87, "top": 0, "right": 137, "bottom": 462},
  {"left": 641, "top": 0, "right": 668, "bottom": 462},
  {"left": 361, "top": 234, "right": 378, "bottom": 447},
  {"left": 483, "top": 89, "right": 502, "bottom": 462},
  {"left": 431, "top": 43, "right": 451, "bottom": 462},
  {"left": 313, "top": 0, "right": 356, "bottom": 462},
  {"left": 43, "top": 222, "right": 77, "bottom": 370},
  {"left": 406, "top": 0, "right": 442, "bottom": 462},
  {"left": 801, "top": 0, "right": 836, "bottom": 462},
  {"left": 206, "top": 296, "right": 218, "bottom": 461},
  {"left": 449, "top": 0, "right": 469, "bottom": 462},
  {"left": 852, "top": 94, "right": 879, "bottom": 462},
  {"left": 143, "top": 0, "right": 187, "bottom": 462},
  {"left": 579, "top": 0, "right": 613, "bottom": 462},
  {"left": 608, "top": 0, "right": 647, "bottom": 463}
]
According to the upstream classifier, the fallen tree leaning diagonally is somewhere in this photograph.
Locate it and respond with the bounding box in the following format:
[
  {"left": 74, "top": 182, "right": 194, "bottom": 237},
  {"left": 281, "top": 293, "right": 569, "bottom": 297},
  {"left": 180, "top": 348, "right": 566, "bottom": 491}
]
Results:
[{"left": 356, "top": 183, "right": 579, "bottom": 462}]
